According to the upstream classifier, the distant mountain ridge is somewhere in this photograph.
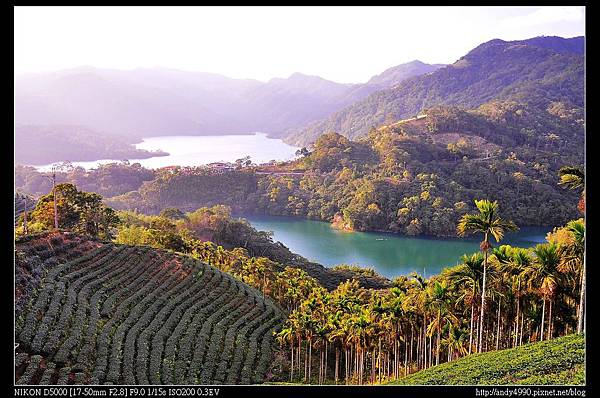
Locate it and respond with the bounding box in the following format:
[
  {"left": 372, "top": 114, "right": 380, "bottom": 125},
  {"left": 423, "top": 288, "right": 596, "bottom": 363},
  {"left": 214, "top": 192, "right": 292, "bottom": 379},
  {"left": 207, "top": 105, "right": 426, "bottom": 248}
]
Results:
[
  {"left": 508, "top": 35, "right": 584, "bottom": 54},
  {"left": 15, "top": 35, "right": 584, "bottom": 151},
  {"left": 285, "top": 35, "right": 584, "bottom": 146},
  {"left": 15, "top": 60, "right": 442, "bottom": 140},
  {"left": 366, "top": 60, "right": 445, "bottom": 87},
  {"left": 14, "top": 124, "right": 168, "bottom": 165},
  {"left": 327, "top": 61, "right": 446, "bottom": 117}
]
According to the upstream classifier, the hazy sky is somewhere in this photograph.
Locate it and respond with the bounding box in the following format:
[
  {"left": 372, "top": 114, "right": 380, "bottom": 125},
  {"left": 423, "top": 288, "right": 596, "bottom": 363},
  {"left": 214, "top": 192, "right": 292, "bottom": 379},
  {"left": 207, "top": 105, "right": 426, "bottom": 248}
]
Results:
[{"left": 14, "top": 6, "right": 585, "bottom": 83}]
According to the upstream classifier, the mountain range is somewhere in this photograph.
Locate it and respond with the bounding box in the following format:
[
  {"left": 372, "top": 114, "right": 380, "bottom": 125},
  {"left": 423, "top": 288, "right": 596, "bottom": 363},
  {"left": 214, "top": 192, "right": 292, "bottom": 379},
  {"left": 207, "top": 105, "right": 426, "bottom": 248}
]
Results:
[
  {"left": 285, "top": 35, "right": 584, "bottom": 146},
  {"left": 15, "top": 35, "right": 584, "bottom": 163},
  {"left": 15, "top": 60, "right": 444, "bottom": 140}
]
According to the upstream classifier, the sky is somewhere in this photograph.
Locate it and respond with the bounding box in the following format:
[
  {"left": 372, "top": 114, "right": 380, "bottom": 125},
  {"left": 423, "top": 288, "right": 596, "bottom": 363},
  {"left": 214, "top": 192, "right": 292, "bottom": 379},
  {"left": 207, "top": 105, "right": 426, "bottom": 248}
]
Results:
[{"left": 14, "top": 6, "right": 585, "bottom": 84}]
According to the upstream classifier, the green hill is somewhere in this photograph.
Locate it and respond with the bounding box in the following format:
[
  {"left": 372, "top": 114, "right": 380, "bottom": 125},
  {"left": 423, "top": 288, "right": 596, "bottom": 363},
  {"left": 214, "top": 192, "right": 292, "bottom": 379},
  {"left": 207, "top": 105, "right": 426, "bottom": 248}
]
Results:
[{"left": 389, "top": 334, "right": 585, "bottom": 385}]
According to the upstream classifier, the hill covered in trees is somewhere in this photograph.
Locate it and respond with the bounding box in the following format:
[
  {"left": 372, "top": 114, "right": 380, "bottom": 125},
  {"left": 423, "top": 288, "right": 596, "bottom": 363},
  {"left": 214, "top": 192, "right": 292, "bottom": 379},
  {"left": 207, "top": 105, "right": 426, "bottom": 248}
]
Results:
[
  {"left": 60, "top": 98, "right": 581, "bottom": 237},
  {"left": 15, "top": 162, "right": 156, "bottom": 198},
  {"left": 15, "top": 125, "right": 168, "bottom": 165},
  {"left": 286, "top": 36, "right": 584, "bottom": 146},
  {"left": 390, "top": 334, "right": 584, "bottom": 385}
]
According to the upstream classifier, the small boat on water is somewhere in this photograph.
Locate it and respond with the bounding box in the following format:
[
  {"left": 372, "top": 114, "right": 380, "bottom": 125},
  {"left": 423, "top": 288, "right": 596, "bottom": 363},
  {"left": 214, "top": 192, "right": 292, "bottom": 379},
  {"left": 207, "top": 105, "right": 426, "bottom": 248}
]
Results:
[{"left": 375, "top": 238, "right": 386, "bottom": 241}]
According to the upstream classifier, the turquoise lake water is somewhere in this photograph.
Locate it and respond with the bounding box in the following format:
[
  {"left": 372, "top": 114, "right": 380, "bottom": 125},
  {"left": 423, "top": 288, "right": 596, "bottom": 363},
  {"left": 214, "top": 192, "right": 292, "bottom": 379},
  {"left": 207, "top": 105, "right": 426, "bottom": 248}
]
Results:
[{"left": 244, "top": 215, "right": 552, "bottom": 279}]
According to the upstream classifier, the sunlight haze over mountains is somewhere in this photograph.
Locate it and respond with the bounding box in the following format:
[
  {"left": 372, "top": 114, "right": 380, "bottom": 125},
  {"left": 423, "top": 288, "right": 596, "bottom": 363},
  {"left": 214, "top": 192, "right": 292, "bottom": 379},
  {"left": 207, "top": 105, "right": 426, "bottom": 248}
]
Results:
[{"left": 14, "top": 6, "right": 584, "bottom": 84}]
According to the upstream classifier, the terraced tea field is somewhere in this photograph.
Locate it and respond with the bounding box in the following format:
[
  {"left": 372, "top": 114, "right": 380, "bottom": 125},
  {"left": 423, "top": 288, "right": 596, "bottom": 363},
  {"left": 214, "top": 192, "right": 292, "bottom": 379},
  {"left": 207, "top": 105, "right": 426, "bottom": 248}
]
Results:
[{"left": 15, "top": 232, "right": 284, "bottom": 385}]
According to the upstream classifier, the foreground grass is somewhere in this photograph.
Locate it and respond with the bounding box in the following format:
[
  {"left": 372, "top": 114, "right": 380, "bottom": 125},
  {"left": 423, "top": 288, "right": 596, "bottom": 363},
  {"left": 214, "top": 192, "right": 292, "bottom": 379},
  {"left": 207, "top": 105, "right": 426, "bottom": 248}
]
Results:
[{"left": 389, "top": 334, "right": 585, "bottom": 385}]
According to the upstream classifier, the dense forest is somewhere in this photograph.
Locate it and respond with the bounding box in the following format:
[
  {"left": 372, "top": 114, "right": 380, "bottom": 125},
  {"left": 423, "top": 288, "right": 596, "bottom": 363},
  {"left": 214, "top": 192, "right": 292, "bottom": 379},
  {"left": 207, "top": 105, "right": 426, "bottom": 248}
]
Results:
[{"left": 15, "top": 162, "right": 156, "bottom": 198}]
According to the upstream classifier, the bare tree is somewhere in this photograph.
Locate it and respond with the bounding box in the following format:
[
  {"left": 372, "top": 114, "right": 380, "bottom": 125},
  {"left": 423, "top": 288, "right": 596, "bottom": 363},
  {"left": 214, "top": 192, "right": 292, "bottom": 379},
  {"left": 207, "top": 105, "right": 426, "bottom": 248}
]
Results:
[{"left": 42, "top": 167, "right": 59, "bottom": 229}]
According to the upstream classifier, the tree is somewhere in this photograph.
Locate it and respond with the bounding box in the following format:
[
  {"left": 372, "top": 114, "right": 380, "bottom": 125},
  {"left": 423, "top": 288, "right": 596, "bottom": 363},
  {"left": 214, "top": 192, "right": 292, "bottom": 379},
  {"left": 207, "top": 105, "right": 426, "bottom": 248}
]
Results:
[
  {"left": 447, "top": 253, "right": 483, "bottom": 354},
  {"left": 559, "top": 166, "right": 584, "bottom": 190},
  {"left": 29, "top": 183, "right": 80, "bottom": 231},
  {"left": 159, "top": 207, "right": 187, "bottom": 220},
  {"left": 275, "top": 327, "right": 295, "bottom": 382},
  {"left": 528, "top": 243, "right": 562, "bottom": 341},
  {"left": 442, "top": 324, "right": 469, "bottom": 361},
  {"left": 75, "top": 191, "right": 120, "bottom": 238},
  {"left": 457, "top": 199, "right": 517, "bottom": 352},
  {"left": 557, "top": 167, "right": 585, "bottom": 332},
  {"left": 425, "top": 280, "right": 455, "bottom": 365},
  {"left": 559, "top": 219, "right": 585, "bottom": 334},
  {"left": 559, "top": 166, "right": 585, "bottom": 213},
  {"left": 493, "top": 246, "right": 532, "bottom": 347},
  {"left": 296, "top": 147, "right": 310, "bottom": 157},
  {"left": 29, "top": 183, "right": 119, "bottom": 239},
  {"left": 36, "top": 171, "right": 59, "bottom": 230},
  {"left": 235, "top": 155, "right": 252, "bottom": 169}
]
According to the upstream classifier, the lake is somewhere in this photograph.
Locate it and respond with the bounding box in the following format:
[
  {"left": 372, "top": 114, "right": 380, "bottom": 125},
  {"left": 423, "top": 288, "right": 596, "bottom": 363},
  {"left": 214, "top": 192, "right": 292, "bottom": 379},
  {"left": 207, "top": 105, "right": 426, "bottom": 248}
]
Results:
[
  {"left": 243, "top": 215, "right": 552, "bottom": 279},
  {"left": 34, "top": 133, "right": 300, "bottom": 171}
]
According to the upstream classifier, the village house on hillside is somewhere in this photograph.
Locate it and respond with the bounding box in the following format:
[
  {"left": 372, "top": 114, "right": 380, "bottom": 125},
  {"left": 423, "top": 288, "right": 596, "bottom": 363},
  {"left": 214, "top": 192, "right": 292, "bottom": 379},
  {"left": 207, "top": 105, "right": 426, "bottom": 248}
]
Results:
[{"left": 206, "top": 162, "right": 235, "bottom": 171}]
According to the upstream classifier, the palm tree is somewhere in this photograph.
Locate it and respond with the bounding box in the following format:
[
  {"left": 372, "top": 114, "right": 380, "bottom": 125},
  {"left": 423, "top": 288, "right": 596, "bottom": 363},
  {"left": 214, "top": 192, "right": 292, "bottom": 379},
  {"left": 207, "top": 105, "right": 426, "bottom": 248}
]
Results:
[
  {"left": 493, "top": 246, "right": 532, "bottom": 347},
  {"left": 409, "top": 272, "right": 429, "bottom": 369},
  {"left": 425, "top": 280, "right": 455, "bottom": 365},
  {"left": 457, "top": 199, "right": 517, "bottom": 352},
  {"left": 528, "top": 243, "right": 562, "bottom": 341},
  {"left": 368, "top": 295, "right": 390, "bottom": 384},
  {"left": 560, "top": 220, "right": 585, "bottom": 334},
  {"left": 326, "top": 310, "right": 344, "bottom": 384},
  {"left": 275, "top": 327, "right": 295, "bottom": 381},
  {"left": 447, "top": 253, "right": 483, "bottom": 354},
  {"left": 559, "top": 166, "right": 585, "bottom": 213},
  {"left": 385, "top": 287, "right": 410, "bottom": 379},
  {"left": 283, "top": 310, "right": 305, "bottom": 382},
  {"left": 441, "top": 324, "right": 469, "bottom": 361},
  {"left": 347, "top": 308, "right": 373, "bottom": 384}
]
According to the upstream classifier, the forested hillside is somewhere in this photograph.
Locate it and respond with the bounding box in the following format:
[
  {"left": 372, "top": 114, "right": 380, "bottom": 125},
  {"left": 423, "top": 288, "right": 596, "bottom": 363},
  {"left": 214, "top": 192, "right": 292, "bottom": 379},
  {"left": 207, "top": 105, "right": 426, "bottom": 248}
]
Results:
[
  {"left": 53, "top": 98, "right": 580, "bottom": 237},
  {"left": 286, "top": 36, "right": 584, "bottom": 146},
  {"left": 15, "top": 163, "right": 156, "bottom": 198},
  {"left": 15, "top": 125, "right": 167, "bottom": 165}
]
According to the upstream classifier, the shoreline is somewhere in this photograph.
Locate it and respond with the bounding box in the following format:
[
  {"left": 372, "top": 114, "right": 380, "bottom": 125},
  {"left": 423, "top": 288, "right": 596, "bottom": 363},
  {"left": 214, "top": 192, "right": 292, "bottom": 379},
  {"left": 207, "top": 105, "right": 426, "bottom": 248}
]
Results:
[{"left": 237, "top": 212, "right": 554, "bottom": 242}]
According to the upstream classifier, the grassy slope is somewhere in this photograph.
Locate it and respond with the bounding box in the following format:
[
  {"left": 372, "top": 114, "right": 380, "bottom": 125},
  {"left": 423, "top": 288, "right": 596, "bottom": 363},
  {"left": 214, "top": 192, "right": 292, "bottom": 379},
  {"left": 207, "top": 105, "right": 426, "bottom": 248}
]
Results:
[{"left": 390, "top": 334, "right": 585, "bottom": 385}]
